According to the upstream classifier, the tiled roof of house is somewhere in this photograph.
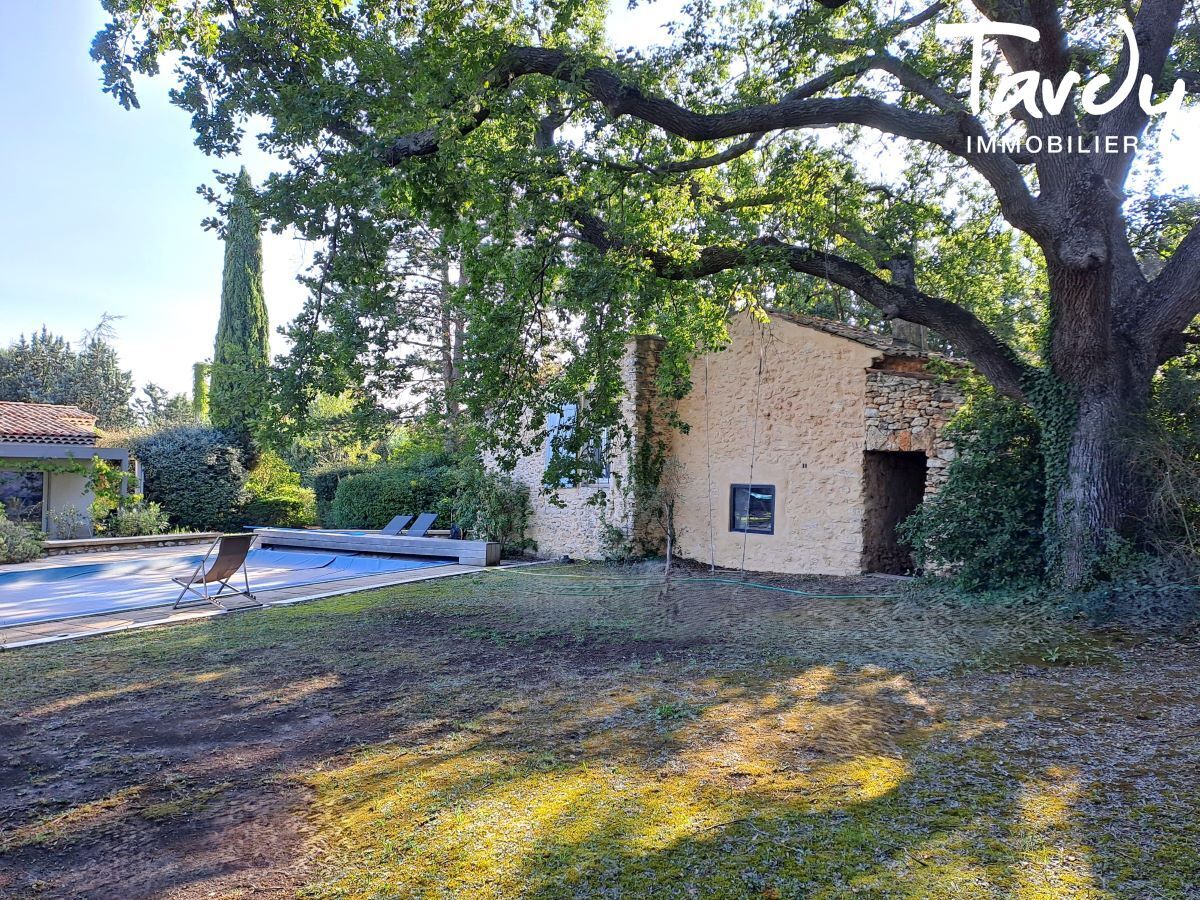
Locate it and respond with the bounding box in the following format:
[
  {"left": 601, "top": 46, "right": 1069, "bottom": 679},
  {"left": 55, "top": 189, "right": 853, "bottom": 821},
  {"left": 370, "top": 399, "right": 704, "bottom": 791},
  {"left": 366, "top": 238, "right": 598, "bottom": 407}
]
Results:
[
  {"left": 0, "top": 402, "right": 99, "bottom": 445},
  {"left": 769, "top": 310, "right": 959, "bottom": 361}
]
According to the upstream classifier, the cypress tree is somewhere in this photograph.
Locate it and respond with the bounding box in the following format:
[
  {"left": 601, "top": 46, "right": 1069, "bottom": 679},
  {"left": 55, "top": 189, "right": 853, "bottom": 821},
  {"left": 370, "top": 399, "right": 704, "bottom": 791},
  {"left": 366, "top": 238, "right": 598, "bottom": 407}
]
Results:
[
  {"left": 191, "top": 361, "right": 210, "bottom": 421},
  {"left": 209, "top": 167, "right": 270, "bottom": 449}
]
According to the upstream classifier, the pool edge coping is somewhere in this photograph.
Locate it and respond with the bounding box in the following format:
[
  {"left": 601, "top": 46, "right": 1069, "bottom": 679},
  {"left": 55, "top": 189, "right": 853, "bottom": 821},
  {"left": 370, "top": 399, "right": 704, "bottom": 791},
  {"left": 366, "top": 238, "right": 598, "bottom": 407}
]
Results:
[{"left": 0, "top": 560, "right": 548, "bottom": 650}]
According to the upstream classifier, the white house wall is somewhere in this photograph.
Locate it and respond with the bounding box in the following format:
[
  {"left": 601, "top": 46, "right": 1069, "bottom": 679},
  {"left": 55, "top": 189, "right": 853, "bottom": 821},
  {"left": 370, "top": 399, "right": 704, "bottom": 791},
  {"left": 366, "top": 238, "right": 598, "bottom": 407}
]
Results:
[{"left": 44, "top": 471, "right": 95, "bottom": 538}]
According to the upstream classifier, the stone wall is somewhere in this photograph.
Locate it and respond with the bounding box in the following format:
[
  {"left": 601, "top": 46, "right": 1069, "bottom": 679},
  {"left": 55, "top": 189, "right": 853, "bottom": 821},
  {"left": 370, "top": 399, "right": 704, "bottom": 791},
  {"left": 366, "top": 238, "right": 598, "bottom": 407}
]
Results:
[
  {"left": 511, "top": 316, "right": 965, "bottom": 574},
  {"left": 507, "top": 336, "right": 665, "bottom": 559},
  {"left": 863, "top": 362, "right": 964, "bottom": 489},
  {"left": 669, "top": 315, "right": 881, "bottom": 575}
]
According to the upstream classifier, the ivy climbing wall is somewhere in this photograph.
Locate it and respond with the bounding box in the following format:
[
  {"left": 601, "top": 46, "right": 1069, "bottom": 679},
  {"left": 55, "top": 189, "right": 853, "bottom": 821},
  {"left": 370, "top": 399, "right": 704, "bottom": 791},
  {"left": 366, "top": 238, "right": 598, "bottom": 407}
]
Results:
[
  {"left": 508, "top": 314, "right": 965, "bottom": 574},
  {"left": 505, "top": 336, "right": 665, "bottom": 559}
]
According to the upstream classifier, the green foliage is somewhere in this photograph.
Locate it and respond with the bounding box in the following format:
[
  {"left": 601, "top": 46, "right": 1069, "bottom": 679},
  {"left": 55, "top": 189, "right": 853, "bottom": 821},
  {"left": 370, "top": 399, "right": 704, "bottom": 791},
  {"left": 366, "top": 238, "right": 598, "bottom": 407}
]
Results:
[
  {"left": 192, "top": 362, "right": 210, "bottom": 421},
  {"left": 274, "top": 394, "right": 383, "bottom": 482},
  {"left": 438, "top": 462, "right": 533, "bottom": 555},
  {"left": 1023, "top": 368, "right": 1079, "bottom": 579},
  {"left": 329, "top": 452, "right": 455, "bottom": 530},
  {"left": 86, "top": 0, "right": 1053, "bottom": 493},
  {"left": 243, "top": 451, "right": 317, "bottom": 528},
  {"left": 1140, "top": 357, "right": 1200, "bottom": 561},
  {"left": 87, "top": 458, "right": 128, "bottom": 526},
  {"left": 0, "top": 325, "right": 135, "bottom": 429},
  {"left": 210, "top": 168, "right": 270, "bottom": 450},
  {"left": 905, "top": 363, "right": 1200, "bottom": 602},
  {"left": 313, "top": 463, "right": 372, "bottom": 526},
  {"left": 48, "top": 506, "right": 90, "bottom": 540},
  {"left": 133, "top": 383, "right": 195, "bottom": 428},
  {"left": 899, "top": 389, "right": 1045, "bottom": 590},
  {"left": 130, "top": 425, "right": 250, "bottom": 532},
  {"left": 243, "top": 493, "right": 316, "bottom": 530},
  {"left": 90, "top": 0, "right": 1199, "bottom": 588},
  {"left": 106, "top": 501, "right": 170, "bottom": 538},
  {"left": 275, "top": 221, "right": 467, "bottom": 430},
  {"left": 0, "top": 519, "right": 44, "bottom": 564}
]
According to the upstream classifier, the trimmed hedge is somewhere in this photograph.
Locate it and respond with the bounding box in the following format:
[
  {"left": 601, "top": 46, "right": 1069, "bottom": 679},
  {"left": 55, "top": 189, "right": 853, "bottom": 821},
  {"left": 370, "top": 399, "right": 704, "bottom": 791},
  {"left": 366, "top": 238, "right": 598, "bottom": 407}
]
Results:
[
  {"left": 329, "top": 455, "right": 455, "bottom": 530},
  {"left": 313, "top": 463, "right": 369, "bottom": 526},
  {"left": 130, "top": 425, "right": 250, "bottom": 532}
]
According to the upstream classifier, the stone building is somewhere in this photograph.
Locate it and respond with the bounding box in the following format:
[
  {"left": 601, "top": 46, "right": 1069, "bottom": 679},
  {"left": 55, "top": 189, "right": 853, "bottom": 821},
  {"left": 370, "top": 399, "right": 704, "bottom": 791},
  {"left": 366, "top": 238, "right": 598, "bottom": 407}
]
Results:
[{"left": 506, "top": 311, "right": 964, "bottom": 576}]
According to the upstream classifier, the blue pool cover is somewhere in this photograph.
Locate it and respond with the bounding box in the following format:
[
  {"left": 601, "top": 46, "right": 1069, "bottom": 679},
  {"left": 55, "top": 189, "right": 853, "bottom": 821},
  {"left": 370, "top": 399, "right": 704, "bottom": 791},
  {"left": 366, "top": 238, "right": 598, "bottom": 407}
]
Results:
[{"left": 0, "top": 548, "right": 452, "bottom": 629}]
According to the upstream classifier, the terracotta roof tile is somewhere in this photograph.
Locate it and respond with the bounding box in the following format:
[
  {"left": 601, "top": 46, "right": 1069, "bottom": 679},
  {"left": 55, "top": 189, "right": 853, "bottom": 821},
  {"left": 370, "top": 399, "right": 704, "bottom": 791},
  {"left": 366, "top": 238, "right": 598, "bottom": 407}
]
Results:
[{"left": 0, "top": 402, "right": 99, "bottom": 445}]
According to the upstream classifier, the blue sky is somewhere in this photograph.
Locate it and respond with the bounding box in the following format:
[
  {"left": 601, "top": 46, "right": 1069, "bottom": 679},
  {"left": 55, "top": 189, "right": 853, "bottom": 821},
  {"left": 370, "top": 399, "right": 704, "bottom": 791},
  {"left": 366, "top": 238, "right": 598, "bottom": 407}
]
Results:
[
  {"left": 0, "top": 3, "right": 1195, "bottom": 395},
  {"left": 0, "top": 4, "right": 312, "bottom": 395}
]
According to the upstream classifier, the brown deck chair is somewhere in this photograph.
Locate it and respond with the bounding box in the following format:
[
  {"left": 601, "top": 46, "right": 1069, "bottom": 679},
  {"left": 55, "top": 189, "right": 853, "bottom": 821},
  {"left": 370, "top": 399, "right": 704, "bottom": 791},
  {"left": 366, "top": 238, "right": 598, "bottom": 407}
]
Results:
[
  {"left": 173, "top": 533, "right": 261, "bottom": 609},
  {"left": 380, "top": 514, "right": 414, "bottom": 536},
  {"left": 406, "top": 512, "right": 437, "bottom": 538}
]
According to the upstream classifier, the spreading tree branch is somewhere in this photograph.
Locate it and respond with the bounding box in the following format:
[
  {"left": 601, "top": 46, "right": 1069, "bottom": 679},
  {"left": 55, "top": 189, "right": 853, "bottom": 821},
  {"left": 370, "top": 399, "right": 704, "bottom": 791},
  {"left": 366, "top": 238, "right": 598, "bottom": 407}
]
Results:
[
  {"left": 1144, "top": 220, "right": 1200, "bottom": 361},
  {"left": 1097, "top": 0, "right": 1188, "bottom": 185},
  {"left": 378, "top": 46, "right": 1046, "bottom": 238},
  {"left": 572, "top": 212, "right": 1031, "bottom": 399}
]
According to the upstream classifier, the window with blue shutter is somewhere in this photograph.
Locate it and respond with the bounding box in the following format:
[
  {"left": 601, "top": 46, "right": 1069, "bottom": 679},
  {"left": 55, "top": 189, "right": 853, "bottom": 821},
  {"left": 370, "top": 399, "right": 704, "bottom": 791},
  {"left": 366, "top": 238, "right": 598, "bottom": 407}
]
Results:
[
  {"left": 544, "top": 402, "right": 609, "bottom": 486},
  {"left": 544, "top": 404, "right": 577, "bottom": 485}
]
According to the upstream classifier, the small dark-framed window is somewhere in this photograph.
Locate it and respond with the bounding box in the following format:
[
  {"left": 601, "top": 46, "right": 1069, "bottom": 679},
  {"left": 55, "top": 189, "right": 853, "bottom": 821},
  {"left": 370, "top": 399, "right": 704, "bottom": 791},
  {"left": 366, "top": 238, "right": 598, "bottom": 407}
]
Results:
[
  {"left": 1, "top": 470, "right": 45, "bottom": 527},
  {"left": 730, "top": 483, "right": 775, "bottom": 535}
]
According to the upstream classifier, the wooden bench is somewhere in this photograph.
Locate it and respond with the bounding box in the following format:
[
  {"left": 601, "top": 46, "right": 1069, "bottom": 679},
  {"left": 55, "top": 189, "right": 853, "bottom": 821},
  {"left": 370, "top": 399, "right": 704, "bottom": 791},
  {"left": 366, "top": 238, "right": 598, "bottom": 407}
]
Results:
[{"left": 253, "top": 528, "right": 501, "bottom": 567}]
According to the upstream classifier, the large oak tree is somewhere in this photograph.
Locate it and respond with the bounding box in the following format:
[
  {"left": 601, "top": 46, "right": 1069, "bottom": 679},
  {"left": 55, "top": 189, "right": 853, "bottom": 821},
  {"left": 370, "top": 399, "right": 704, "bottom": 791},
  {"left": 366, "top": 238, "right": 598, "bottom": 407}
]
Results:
[{"left": 94, "top": 0, "right": 1199, "bottom": 585}]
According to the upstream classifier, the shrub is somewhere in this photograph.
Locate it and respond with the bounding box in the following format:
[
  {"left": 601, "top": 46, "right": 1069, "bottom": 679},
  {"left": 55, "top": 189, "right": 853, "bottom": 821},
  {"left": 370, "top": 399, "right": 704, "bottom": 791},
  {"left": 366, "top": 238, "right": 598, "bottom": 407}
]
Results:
[
  {"left": 243, "top": 494, "right": 316, "bottom": 529},
  {"left": 329, "top": 454, "right": 455, "bottom": 530},
  {"left": 313, "top": 463, "right": 369, "bottom": 526},
  {"left": 898, "top": 390, "right": 1045, "bottom": 590},
  {"left": 107, "top": 501, "right": 170, "bottom": 537},
  {"left": 0, "top": 519, "right": 44, "bottom": 563},
  {"left": 439, "top": 463, "right": 534, "bottom": 555},
  {"left": 243, "top": 452, "right": 317, "bottom": 528},
  {"left": 48, "top": 506, "right": 90, "bottom": 540},
  {"left": 1139, "top": 358, "right": 1200, "bottom": 563},
  {"left": 130, "top": 425, "right": 250, "bottom": 531},
  {"left": 87, "top": 458, "right": 128, "bottom": 526}
]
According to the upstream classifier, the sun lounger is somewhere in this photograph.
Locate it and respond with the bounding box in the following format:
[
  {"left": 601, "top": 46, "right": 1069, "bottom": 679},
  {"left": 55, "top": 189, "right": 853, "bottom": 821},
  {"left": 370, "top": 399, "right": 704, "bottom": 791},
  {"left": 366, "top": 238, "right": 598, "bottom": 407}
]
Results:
[
  {"left": 255, "top": 524, "right": 499, "bottom": 565},
  {"left": 172, "top": 533, "right": 261, "bottom": 610},
  {"left": 381, "top": 515, "right": 414, "bottom": 536},
  {"left": 406, "top": 512, "right": 437, "bottom": 538}
]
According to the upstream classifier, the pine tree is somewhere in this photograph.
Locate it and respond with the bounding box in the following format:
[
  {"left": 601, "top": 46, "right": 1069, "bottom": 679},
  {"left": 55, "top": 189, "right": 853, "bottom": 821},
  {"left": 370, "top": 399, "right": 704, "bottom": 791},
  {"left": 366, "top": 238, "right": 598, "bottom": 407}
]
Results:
[
  {"left": 0, "top": 325, "right": 135, "bottom": 429},
  {"left": 209, "top": 167, "right": 270, "bottom": 449}
]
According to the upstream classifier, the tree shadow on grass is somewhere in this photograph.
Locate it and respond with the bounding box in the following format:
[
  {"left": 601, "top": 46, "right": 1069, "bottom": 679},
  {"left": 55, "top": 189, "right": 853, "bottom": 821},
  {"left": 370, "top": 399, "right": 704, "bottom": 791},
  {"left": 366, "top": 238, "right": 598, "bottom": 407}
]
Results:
[
  {"left": 296, "top": 656, "right": 1118, "bottom": 899},
  {"left": 0, "top": 575, "right": 1180, "bottom": 898}
]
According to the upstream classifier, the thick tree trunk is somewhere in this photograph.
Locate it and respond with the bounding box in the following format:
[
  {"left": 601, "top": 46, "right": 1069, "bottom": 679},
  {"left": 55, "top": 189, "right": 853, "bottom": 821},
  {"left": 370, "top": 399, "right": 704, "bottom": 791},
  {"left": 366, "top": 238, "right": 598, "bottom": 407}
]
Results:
[
  {"left": 1040, "top": 182, "right": 1155, "bottom": 589},
  {"left": 1052, "top": 371, "right": 1152, "bottom": 588}
]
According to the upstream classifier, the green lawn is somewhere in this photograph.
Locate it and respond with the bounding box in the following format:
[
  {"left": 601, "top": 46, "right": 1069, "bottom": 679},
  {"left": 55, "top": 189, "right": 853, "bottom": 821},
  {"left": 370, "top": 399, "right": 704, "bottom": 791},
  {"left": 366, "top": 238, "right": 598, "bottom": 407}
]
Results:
[{"left": 0, "top": 566, "right": 1196, "bottom": 898}]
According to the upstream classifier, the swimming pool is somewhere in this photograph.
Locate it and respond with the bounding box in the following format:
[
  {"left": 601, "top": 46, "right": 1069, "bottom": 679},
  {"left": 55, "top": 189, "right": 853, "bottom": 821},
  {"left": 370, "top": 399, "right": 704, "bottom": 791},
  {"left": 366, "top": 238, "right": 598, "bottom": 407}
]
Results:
[{"left": 0, "top": 548, "right": 453, "bottom": 629}]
